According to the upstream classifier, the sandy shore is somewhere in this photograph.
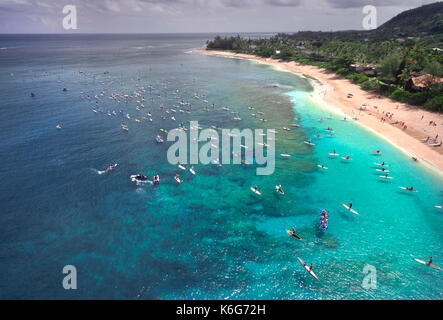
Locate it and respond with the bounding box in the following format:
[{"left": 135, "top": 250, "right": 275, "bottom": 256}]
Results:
[{"left": 198, "top": 49, "right": 443, "bottom": 173}]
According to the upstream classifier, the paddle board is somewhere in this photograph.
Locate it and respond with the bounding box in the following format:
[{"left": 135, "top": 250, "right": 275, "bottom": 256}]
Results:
[
  {"left": 399, "top": 187, "right": 418, "bottom": 192},
  {"left": 297, "top": 257, "right": 320, "bottom": 281},
  {"left": 374, "top": 162, "right": 388, "bottom": 167},
  {"left": 342, "top": 203, "right": 359, "bottom": 215},
  {"left": 286, "top": 230, "right": 302, "bottom": 240},
  {"left": 414, "top": 259, "right": 442, "bottom": 271},
  {"left": 250, "top": 187, "right": 261, "bottom": 195},
  {"left": 275, "top": 185, "right": 284, "bottom": 195}
]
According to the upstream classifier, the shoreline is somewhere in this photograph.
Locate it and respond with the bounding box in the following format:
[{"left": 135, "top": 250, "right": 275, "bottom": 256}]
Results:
[{"left": 197, "top": 48, "right": 443, "bottom": 174}]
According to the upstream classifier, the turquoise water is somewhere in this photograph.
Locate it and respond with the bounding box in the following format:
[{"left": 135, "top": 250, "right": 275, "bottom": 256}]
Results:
[{"left": 0, "top": 34, "right": 441, "bottom": 299}]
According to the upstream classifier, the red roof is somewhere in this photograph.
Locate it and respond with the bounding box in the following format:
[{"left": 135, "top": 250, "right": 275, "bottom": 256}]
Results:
[{"left": 412, "top": 74, "right": 443, "bottom": 88}]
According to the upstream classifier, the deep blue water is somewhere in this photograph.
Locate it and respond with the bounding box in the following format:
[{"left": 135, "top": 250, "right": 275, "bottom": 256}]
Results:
[{"left": 0, "top": 34, "right": 442, "bottom": 299}]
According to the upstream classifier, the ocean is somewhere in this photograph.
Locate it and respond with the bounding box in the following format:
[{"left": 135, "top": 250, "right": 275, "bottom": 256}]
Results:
[{"left": 0, "top": 34, "right": 441, "bottom": 299}]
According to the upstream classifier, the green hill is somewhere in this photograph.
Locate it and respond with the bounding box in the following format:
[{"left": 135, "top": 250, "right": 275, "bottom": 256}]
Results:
[{"left": 376, "top": 2, "right": 443, "bottom": 36}]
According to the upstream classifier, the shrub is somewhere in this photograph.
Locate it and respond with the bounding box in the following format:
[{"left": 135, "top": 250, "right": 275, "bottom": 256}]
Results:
[
  {"left": 345, "top": 73, "right": 369, "bottom": 84},
  {"left": 336, "top": 67, "right": 349, "bottom": 75},
  {"left": 423, "top": 95, "right": 443, "bottom": 112},
  {"left": 389, "top": 89, "right": 412, "bottom": 102}
]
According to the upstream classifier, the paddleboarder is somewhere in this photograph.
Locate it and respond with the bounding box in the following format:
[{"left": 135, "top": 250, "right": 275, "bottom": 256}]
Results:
[{"left": 427, "top": 257, "right": 433, "bottom": 266}]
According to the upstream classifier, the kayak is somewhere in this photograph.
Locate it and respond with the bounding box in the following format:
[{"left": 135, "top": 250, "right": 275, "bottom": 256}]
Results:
[
  {"left": 342, "top": 203, "right": 359, "bottom": 215},
  {"left": 317, "top": 165, "right": 328, "bottom": 170},
  {"left": 250, "top": 187, "right": 261, "bottom": 195},
  {"left": 174, "top": 176, "right": 182, "bottom": 184},
  {"left": 399, "top": 187, "right": 418, "bottom": 192},
  {"left": 275, "top": 185, "right": 284, "bottom": 195},
  {"left": 304, "top": 141, "right": 316, "bottom": 146},
  {"left": 434, "top": 205, "right": 443, "bottom": 209},
  {"left": 297, "top": 257, "right": 320, "bottom": 281},
  {"left": 414, "top": 259, "right": 442, "bottom": 271},
  {"left": 286, "top": 229, "right": 302, "bottom": 240}
]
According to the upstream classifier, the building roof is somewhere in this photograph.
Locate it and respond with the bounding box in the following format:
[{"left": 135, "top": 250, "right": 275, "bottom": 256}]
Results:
[{"left": 412, "top": 74, "right": 443, "bottom": 88}]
